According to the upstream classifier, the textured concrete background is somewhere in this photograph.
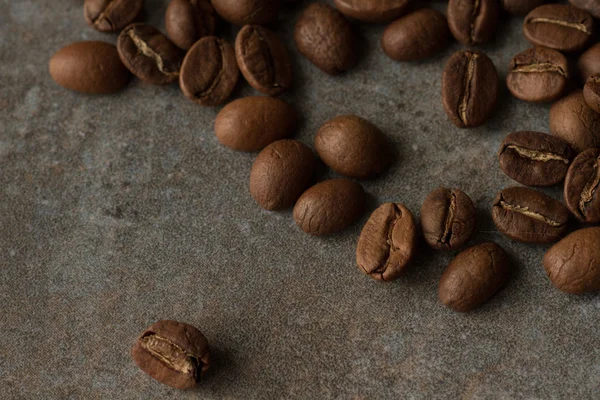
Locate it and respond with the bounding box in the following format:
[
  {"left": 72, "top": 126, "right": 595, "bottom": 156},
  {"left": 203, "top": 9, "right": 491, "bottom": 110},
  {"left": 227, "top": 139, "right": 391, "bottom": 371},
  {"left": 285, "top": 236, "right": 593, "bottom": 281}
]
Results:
[{"left": 2, "top": 0, "right": 600, "bottom": 398}]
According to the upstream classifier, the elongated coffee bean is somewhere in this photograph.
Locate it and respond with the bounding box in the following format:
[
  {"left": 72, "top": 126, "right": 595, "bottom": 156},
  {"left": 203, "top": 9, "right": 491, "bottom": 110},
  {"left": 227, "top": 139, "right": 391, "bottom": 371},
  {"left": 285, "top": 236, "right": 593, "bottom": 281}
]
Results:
[
  {"left": 578, "top": 43, "right": 600, "bottom": 83},
  {"left": 447, "top": 0, "right": 499, "bottom": 46},
  {"left": 569, "top": 0, "right": 600, "bottom": 19},
  {"left": 165, "top": 0, "right": 217, "bottom": 50},
  {"left": 564, "top": 148, "right": 600, "bottom": 223},
  {"left": 583, "top": 75, "right": 600, "bottom": 114},
  {"left": 549, "top": 90, "right": 600, "bottom": 153},
  {"left": 84, "top": 0, "right": 143, "bottom": 33},
  {"left": 333, "top": 0, "right": 411, "bottom": 23}
]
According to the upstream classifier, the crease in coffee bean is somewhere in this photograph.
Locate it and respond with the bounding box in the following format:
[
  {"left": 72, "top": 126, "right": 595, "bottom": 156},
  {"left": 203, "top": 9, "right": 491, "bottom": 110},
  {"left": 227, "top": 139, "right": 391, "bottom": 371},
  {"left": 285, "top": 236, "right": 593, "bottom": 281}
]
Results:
[
  {"left": 511, "top": 62, "right": 567, "bottom": 77},
  {"left": 506, "top": 145, "right": 570, "bottom": 163},
  {"left": 459, "top": 52, "right": 478, "bottom": 125},
  {"left": 194, "top": 41, "right": 226, "bottom": 98},
  {"left": 247, "top": 27, "right": 281, "bottom": 89},
  {"left": 127, "top": 28, "right": 179, "bottom": 76},
  {"left": 579, "top": 155, "right": 600, "bottom": 215},
  {"left": 469, "top": 0, "right": 481, "bottom": 43},
  {"left": 441, "top": 190, "right": 457, "bottom": 245},
  {"left": 369, "top": 204, "right": 402, "bottom": 278},
  {"left": 91, "top": 0, "right": 118, "bottom": 29},
  {"left": 499, "top": 199, "right": 563, "bottom": 227},
  {"left": 140, "top": 333, "right": 201, "bottom": 374},
  {"left": 526, "top": 17, "right": 592, "bottom": 34}
]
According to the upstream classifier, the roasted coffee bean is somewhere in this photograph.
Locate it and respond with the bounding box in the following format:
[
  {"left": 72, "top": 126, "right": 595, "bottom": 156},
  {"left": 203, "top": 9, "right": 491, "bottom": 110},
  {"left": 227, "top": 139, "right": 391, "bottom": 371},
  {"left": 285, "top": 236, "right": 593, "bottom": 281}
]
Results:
[
  {"left": 211, "top": 0, "right": 280, "bottom": 26},
  {"left": 501, "top": 0, "right": 546, "bottom": 15},
  {"left": 491, "top": 187, "right": 569, "bottom": 244},
  {"left": 356, "top": 203, "right": 417, "bottom": 282},
  {"left": 570, "top": 0, "right": 600, "bottom": 19},
  {"left": 165, "top": 0, "right": 217, "bottom": 50},
  {"left": 50, "top": 41, "right": 131, "bottom": 94},
  {"left": 577, "top": 43, "right": 600, "bottom": 83},
  {"left": 583, "top": 75, "right": 600, "bottom": 114},
  {"left": 564, "top": 148, "right": 600, "bottom": 223},
  {"left": 294, "top": 3, "right": 357, "bottom": 75},
  {"left": 84, "top": 0, "right": 143, "bottom": 33},
  {"left": 235, "top": 25, "right": 292, "bottom": 96},
  {"left": 179, "top": 36, "right": 239, "bottom": 106},
  {"left": 215, "top": 96, "right": 297, "bottom": 151},
  {"left": 442, "top": 50, "right": 498, "bottom": 129},
  {"left": 523, "top": 4, "right": 594, "bottom": 52},
  {"left": 293, "top": 179, "right": 365, "bottom": 236},
  {"left": 498, "top": 131, "right": 573, "bottom": 187},
  {"left": 131, "top": 320, "right": 210, "bottom": 389},
  {"left": 381, "top": 9, "right": 450, "bottom": 62},
  {"left": 543, "top": 227, "right": 600, "bottom": 294},
  {"left": 420, "top": 187, "right": 476, "bottom": 251},
  {"left": 447, "top": 0, "right": 499, "bottom": 46},
  {"left": 249, "top": 140, "right": 316, "bottom": 210},
  {"left": 315, "top": 115, "right": 392, "bottom": 179},
  {"left": 549, "top": 90, "right": 600, "bottom": 153},
  {"left": 506, "top": 46, "right": 568, "bottom": 103},
  {"left": 117, "top": 24, "right": 184, "bottom": 85},
  {"left": 333, "top": 0, "right": 411, "bottom": 23}
]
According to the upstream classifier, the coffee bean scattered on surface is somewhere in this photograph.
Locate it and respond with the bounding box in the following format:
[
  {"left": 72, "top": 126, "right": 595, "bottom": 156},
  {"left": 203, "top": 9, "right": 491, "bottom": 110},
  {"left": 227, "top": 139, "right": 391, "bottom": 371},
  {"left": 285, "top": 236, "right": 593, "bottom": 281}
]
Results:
[
  {"left": 569, "top": 0, "right": 600, "bottom": 18},
  {"left": 549, "top": 90, "right": 600, "bottom": 153},
  {"left": 564, "top": 148, "right": 600, "bottom": 224},
  {"left": 447, "top": 0, "right": 499, "bottom": 46},
  {"left": 211, "top": 0, "right": 280, "bottom": 26},
  {"left": 333, "top": 0, "right": 411, "bottom": 23},
  {"left": 577, "top": 43, "right": 600, "bottom": 83},
  {"left": 165, "top": 0, "right": 217, "bottom": 50},
  {"left": 583, "top": 75, "right": 600, "bottom": 114},
  {"left": 501, "top": 0, "right": 546, "bottom": 15},
  {"left": 84, "top": 0, "right": 143, "bottom": 33}
]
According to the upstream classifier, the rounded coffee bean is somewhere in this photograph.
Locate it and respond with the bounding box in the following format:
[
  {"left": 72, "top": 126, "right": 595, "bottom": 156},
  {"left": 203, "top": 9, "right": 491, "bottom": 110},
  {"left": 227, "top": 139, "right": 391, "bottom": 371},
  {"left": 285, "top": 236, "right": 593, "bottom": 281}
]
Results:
[
  {"left": 501, "top": 0, "right": 546, "bottom": 15},
  {"left": 179, "top": 36, "right": 239, "bottom": 106},
  {"left": 165, "top": 0, "right": 217, "bottom": 50},
  {"left": 293, "top": 179, "right": 365, "bottom": 236},
  {"left": 215, "top": 96, "right": 297, "bottom": 152},
  {"left": 577, "top": 43, "right": 600, "bottom": 83},
  {"left": 506, "top": 46, "right": 568, "bottom": 103},
  {"left": 583, "top": 75, "right": 600, "bottom": 114},
  {"left": 49, "top": 41, "right": 131, "bottom": 94},
  {"left": 84, "top": 0, "right": 143, "bottom": 33},
  {"left": 131, "top": 320, "right": 210, "bottom": 389},
  {"left": 333, "top": 0, "right": 411, "bottom": 23},
  {"left": 117, "top": 24, "right": 184, "bottom": 85},
  {"left": 498, "top": 131, "right": 573, "bottom": 187},
  {"left": 523, "top": 4, "right": 594, "bottom": 52},
  {"left": 294, "top": 3, "right": 357, "bottom": 75},
  {"left": 549, "top": 90, "right": 600, "bottom": 153},
  {"left": 211, "top": 0, "right": 280, "bottom": 26},
  {"left": 569, "top": 0, "right": 600, "bottom": 18},
  {"left": 315, "top": 115, "right": 392, "bottom": 179},
  {"left": 249, "top": 140, "right": 316, "bottom": 211},
  {"left": 543, "top": 227, "right": 600, "bottom": 294},
  {"left": 235, "top": 25, "right": 292, "bottom": 96},
  {"left": 564, "top": 148, "right": 600, "bottom": 223},
  {"left": 420, "top": 187, "right": 476, "bottom": 251},
  {"left": 356, "top": 203, "right": 417, "bottom": 282},
  {"left": 442, "top": 50, "right": 498, "bottom": 129},
  {"left": 491, "top": 186, "right": 569, "bottom": 244},
  {"left": 447, "top": 0, "right": 499, "bottom": 46},
  {"left": 439, "top": 242, "right": 510, "bottom": 312},
  {"left": 381, "top": 9, "right": 450, "bottom": 62}
]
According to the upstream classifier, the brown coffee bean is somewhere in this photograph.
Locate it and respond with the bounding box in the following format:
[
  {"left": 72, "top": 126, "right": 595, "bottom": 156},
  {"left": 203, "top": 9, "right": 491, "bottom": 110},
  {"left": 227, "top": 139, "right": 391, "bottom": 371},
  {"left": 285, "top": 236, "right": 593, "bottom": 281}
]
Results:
[
  {"left": 179, "top": 36, "right": 239, "bottom": 106},
  {"left": 549, "top": 90, "right": 600, "bottom": 153},
  {"left": 131, "top": 320, "right": 210, "bottom": 389},
  {"left": 235, "top": 25, "right": 292, "bottom": 96},
  {"left": 294, "top": 3, "right": 357, "bottom": 75},
  {"left": 420, "top": 187, "right": 476, "bottom": 251},
  {"left": 447, "top": 0, "right": 499, "bottom": 46},
  {"left": 249, "top": 140, "right": 316, "bottom": 211},
  {"left": 165, "top": 0, "right": 217, "bottom": 50},
  {"left": 356, "top": 203, "right": 417, "bottom": 282},
  {"left": 501, "top": 0, "right": 546, "bottom": 15},
  {"left": 523, "top": 4, "right": 594, "bottom": 52},
  {"left": 442, "top": 50, "right": 498, "bottom": 129},
  {"left": 439, "top": 242, "right": 510, "bottom": 312},
  {"left": 293, "top": 179, "right": 365, "bottom": 236},
  {"left": 498, "top": 131, "right": 573, "bottom": 187},
  {"left": 491, "top": 187, "right": 569, "bottom": 244},
  {"left": 215, "top": 96, "right": 297, "bottom": 152},
  {"left": 49, "top": 41, "right": 131, "bottom": 94},
  {"left": 333, "top": 0, "right": 411, "bottom": 23},
  {"left": 570, "top": 0, "right": 600, "bottom": 18},
  {"left": 84, "top": 0, "right": 143, "bottom": 33},
  {"left": 583, "top": 75, "right": 600, "bottom": 114},
  {"left": 211, "top": 0, "right": 280, "bottom": 26},
  {"left": 577, "top": 43, "right": 600, "bottom": 83},
  {"left": 564, "top": 148, "right": 600, "bottom": 223}
]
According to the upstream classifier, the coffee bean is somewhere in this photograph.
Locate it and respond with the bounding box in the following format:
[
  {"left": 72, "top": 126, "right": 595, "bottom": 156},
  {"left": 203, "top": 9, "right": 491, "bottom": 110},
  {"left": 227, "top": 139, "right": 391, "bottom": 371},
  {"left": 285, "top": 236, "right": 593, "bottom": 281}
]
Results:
[
  {"left": 333, "top": 0, "right": 411, "bottom": 23},
  {"left": 131, "top": 320, "right": 210, "bottom": 389},
  {"left": 235, "top": 25, "right": 293, "bottom": 96},
  {"left": 179, "top": 36, "right": 239, "bottom": 106},
  {"left": 356, "top": 203, "right": 417, "bottom": 282},
  {"left": 549, "top": 90, "right": 600, "bottom": 153},
  {"left": 583, "top": 75, "right": 600, "bottom": 114},
  {"left": 211, "top": 0, "right": 280, "bottom": 26},
  {"left": 498, "top": 131, "right": 573, "bottom": 187},
  {"left": 447, "top": 0, "right": 499, "bottom": 46},
  {"left": 442, "top": 50, "right": 498, "bottom": 129},
  {"left": 577, "top": 43, "right": 600, "bottom": 83},
  {"left": 570, "top": 0, "right": 600, "bottom": 18},
  {"left": 49, "top": 41, "right": 131, "bottom": 94},
  {"left": 543, "top": 227, "right": 600, "bottom": 294},
  {"left": 491, "top": 187, "right": 569, "bottom": 244},
  {"left": 165, "top": 0, "right": 217, "bottom": 50},
  {"left": 506, "top": 46, "right": 568, "bottom": 103},
  {"left": 439, "top": 242, "right": 510, "bottom": 312},
  {"left": 564, "top": 148, "right": 600, "bottom": 224},
  {"left": 215, "top": 96, "right": 297, "bottom": 152},
  {"left": 381, "top": 9, "right": 450, "bottom": 62},
  {"left": 84, "top": 0, "right": 143, "bottom": 33},
  {"left": 524, "top": 4, "right": 594, "bottom": 52},
  {"left": 117, "top": 24, "right": 184, "bottom": 85},
  {"left": 294, "top": 3, "right": 357, "bottom": 75},
  {"left": 293, "top": 179, "right": 365, "bottom": 236},
  {"left": 315, "top": 115, "right": 392, "bottom": 179},
  {"left": 501, "top": 0, "right": 546, "bottom": 15},
  {"left": 420, "top": 187, "right": 476, "bottom": 251},
  {"left": 249, "top": 140, "right": 316, "bottom": 211}
]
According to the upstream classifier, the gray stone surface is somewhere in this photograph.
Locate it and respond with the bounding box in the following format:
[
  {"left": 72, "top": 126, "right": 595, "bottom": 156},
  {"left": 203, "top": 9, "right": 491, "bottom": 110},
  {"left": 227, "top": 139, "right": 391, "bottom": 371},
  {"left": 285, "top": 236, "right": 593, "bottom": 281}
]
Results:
[{"left": 2, "top": 1, "right": 600, "bottom": 399}]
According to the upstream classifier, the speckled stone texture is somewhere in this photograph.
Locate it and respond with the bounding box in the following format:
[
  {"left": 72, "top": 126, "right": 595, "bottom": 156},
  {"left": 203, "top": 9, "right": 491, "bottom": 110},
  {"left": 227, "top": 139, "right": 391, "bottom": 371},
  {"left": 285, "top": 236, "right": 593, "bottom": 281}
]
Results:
[{"left": 2, "top": 1, "right": 600, "bottom": 399}]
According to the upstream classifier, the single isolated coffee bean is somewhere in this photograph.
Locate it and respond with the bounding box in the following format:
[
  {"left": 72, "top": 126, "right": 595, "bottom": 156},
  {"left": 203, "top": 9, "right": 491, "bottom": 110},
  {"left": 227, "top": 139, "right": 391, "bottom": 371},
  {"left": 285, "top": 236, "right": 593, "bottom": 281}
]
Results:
[
  {"left": 215, "top": 96, "right": 297, "bottom": 152},
  {"left": 501, "top": 0, "right": 546, "bottom": 15},
  {"left": 506, "top": 46, "right": 568, "bottom": 103},
  {"left": 420, "top": 187, "right": 476, "bottom": 251},
  {"left": 293, "top": 179, "right": 365, "bottom": 236},
  {"left": 564, "top": 148, "right": 600, "bottom": 223},
  {"left": 294, "top": 3, "right": 357, "bottom": 75},
  {"left": 442, "top": 50, "right": 498, "bottom": 129},
  {"left": 549, "top": 90, "right": 600, "bottom": 153},
  {"left": 179, "top": 36, "right": 239, "bottom": 106},
  {"left": 523, "top": 4, "right": 594, "bottom": 52},
  {"left": 249, "top": 140, "right": 316, "bottom": 211},
  {"left": 447, "top": 0, "right": 499, "bottom": 46},
  {"left": 491, "top": 186, "right": 569, "bottom": 244},
  {"left": 498, "top": 131, "right": 573, "bottom": 187},
  {"left": 211, "top": 0, "right": 280, "bottom": 26},
  {"left": 84, "top": 0, "right": 143, "bottom": 33},
  {"left": 333, "top": 0, "right": 411, "bottom": 23},
  {"left": 583, "top": 75, "right": 600, "bottom": 114},
  {"left": 315, "top": 115, "right": 392, "bottom": 179},
  {"left": 577, "top": 43, "right": 600, "bottom": 83},
  {"left": 50, "top": 41, "right": 131, "bottom": 94},
  {"left": 165, "top": 0, "right": 217, "bottom": 50},
  {"left": 356, "top": 203, "right": 417, "bottom": 282},
  {"left": 543, "top": 227, "right": 600, "bottom": 294},
  {"left": 131, "top": 320, "right": 210, "bottom": 389},
  {"left": 570, "top": 0, "right": 600, "bottom": 19}
]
